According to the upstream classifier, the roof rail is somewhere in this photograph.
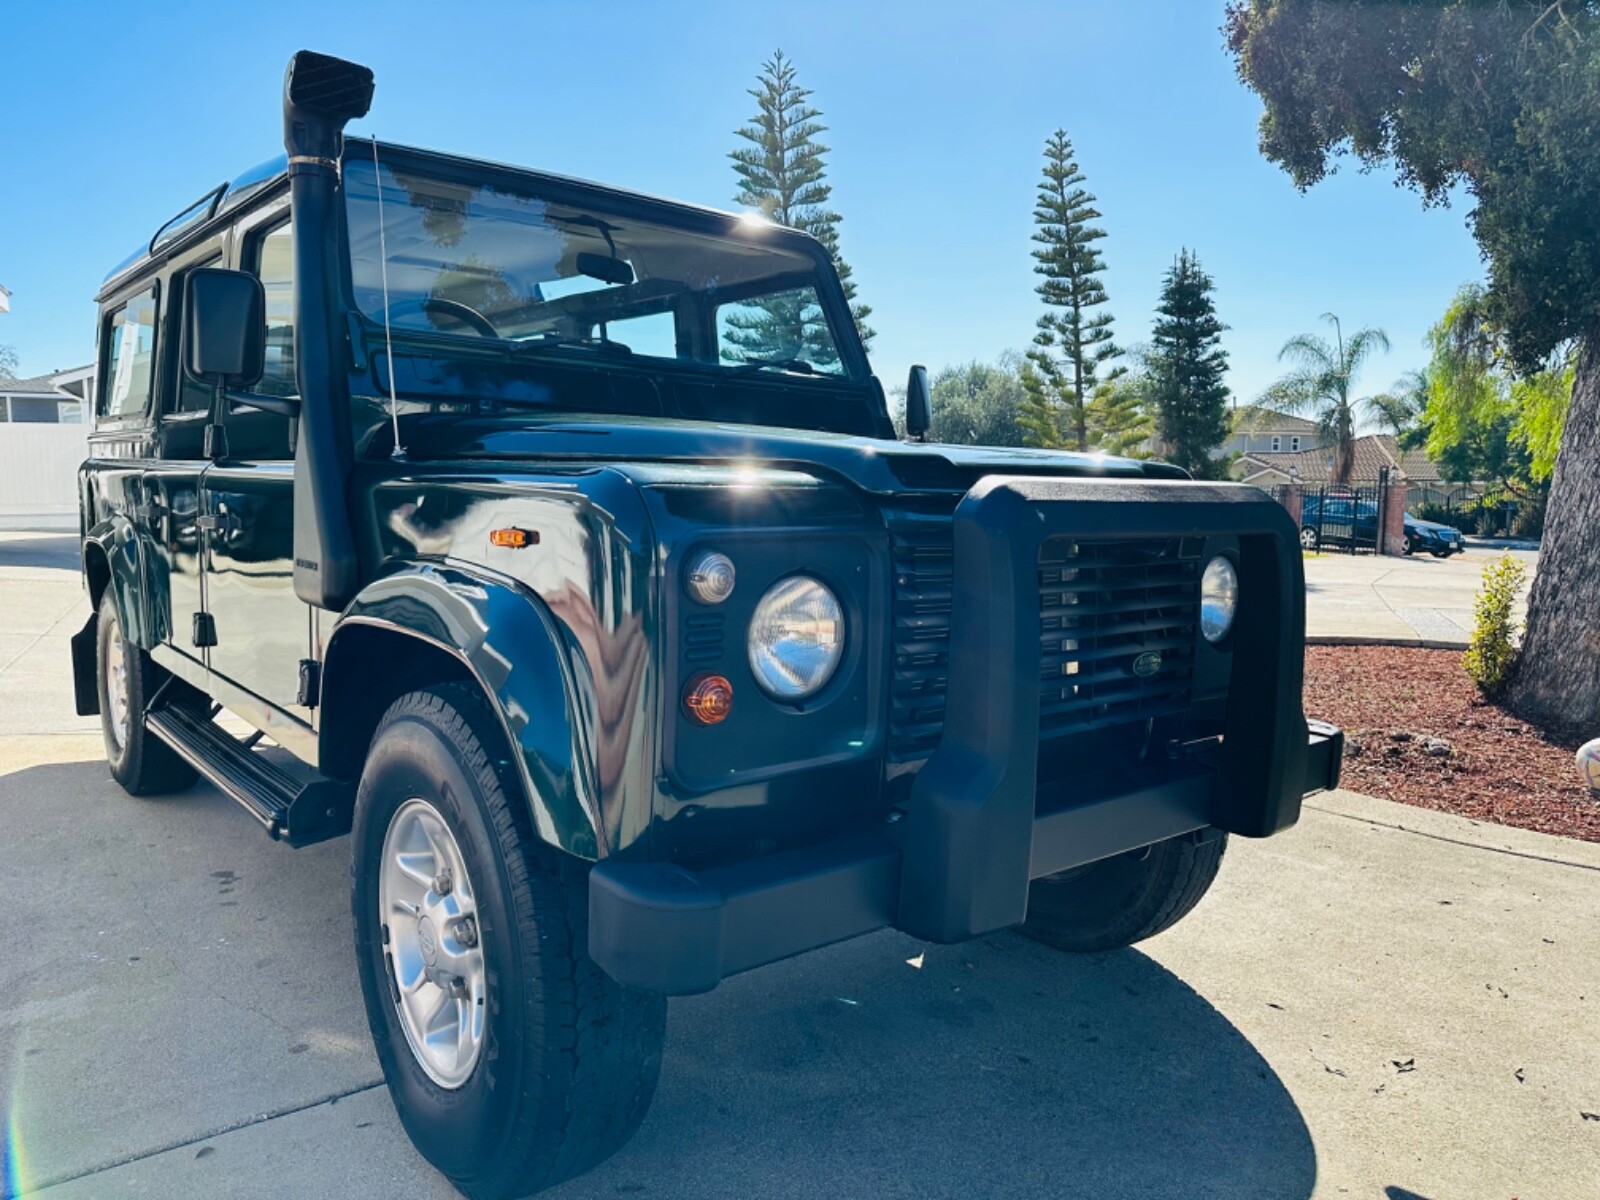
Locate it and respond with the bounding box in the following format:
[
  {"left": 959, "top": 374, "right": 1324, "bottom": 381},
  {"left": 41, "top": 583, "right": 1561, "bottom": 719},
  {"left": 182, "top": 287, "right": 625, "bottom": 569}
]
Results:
[{"left": 149, "top": 183, "right": 229, "bottom": 255}]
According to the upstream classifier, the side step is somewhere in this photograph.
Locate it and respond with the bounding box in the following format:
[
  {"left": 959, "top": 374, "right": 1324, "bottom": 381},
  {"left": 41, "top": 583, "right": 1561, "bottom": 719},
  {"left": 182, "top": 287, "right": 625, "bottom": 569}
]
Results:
[{"left": 146, "top": 704, "right": 353, "bottom": 847}]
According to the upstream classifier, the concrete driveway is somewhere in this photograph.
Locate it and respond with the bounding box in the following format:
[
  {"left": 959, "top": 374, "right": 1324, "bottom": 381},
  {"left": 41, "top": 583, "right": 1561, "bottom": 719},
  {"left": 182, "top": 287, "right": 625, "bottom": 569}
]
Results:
[
  {"left": 2, "top": 532, "right": 1596, "bottom": 1199},
  {"left": 1303, "top": 547, "right": 1537, "bottom": 647}
]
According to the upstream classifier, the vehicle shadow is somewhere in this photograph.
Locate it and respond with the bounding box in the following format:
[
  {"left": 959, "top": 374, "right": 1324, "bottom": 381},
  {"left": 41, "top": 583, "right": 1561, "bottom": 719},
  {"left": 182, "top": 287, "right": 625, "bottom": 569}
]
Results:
[
  {"left": 561, "top": 926, "right": 1316, "bottom": 1200},
  {"left": 0, "top": 532, "right": 81, "bottom": 571}
]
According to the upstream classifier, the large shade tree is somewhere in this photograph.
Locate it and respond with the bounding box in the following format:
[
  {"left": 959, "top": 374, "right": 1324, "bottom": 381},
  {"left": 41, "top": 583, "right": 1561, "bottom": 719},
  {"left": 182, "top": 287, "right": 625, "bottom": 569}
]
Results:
[
  {"left": 1226, "top": 0, "right": 1600, "bottom": 737},
  {"left": 1262, "top": 314, "right": 1390, "bottom": 484}
]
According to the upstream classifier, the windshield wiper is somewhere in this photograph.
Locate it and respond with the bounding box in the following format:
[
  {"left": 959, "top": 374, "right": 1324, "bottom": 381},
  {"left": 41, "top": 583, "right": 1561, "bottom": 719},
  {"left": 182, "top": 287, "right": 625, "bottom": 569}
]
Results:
[
  {"left": 727, "top": 356, "right": 816, "bottom": 377},
  {"left": 513, "top": 334, "right": 635, "bottom": 359}
]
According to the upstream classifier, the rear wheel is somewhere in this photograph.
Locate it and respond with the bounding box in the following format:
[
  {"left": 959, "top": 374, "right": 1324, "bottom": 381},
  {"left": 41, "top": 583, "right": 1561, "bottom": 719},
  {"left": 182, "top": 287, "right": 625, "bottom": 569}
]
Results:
[
  {"left": 1299, "top": 526, "right": 1319, "bottom": 551},
  {"left": 352, "top": 683, "right": 665, "bottom": 1199},
  {"left": 95, "top": 591, "right": 196, "bottom": 796},
  {"left": 1020, "top": 833, "right": 1228, "bottom": 953}
]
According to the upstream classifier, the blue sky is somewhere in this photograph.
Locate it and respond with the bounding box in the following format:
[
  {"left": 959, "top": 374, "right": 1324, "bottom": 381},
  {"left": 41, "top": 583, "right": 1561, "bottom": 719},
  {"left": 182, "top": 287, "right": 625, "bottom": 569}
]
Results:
[{"left": 1, "top": 0, "right": 1484, "bottom": 414}]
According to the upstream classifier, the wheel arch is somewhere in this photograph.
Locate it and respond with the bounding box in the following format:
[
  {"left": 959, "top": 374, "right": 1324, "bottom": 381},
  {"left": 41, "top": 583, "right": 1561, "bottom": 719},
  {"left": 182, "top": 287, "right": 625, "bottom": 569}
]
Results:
[
  {"left": 321, "top": 563, "right": 606, "bottom": 860},
  {"left": 82, "top": 517, "right": 149, "bottom": 646}
]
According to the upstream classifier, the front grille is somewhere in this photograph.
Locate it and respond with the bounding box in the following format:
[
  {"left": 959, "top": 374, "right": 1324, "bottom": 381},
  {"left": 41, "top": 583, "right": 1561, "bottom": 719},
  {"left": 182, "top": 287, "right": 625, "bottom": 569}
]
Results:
[
  {"left": 1037, "top": 537, "right": 1198, "bottom": 735},
  {"left": 886, "top": 516, "right": 1199, "bottom": 760},
  {"left": 887, "top": 511, "right": 954, "bottom": 762}
]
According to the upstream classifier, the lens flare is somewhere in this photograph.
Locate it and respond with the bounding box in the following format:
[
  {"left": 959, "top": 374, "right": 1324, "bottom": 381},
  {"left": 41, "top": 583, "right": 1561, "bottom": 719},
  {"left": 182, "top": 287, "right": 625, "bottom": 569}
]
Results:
[{"left": 3, "top": 1106, "right": 32, "bottom": 1200}]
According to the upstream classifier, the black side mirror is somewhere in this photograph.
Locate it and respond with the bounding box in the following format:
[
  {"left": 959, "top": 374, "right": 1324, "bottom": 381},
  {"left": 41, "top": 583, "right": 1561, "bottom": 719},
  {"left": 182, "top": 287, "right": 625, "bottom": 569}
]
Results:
[
  {"left": 186, "top": 268, "right": 266, "bottom": 387},
  {"left": 905, "top": 364, "right": 931, "bottom": 442}
]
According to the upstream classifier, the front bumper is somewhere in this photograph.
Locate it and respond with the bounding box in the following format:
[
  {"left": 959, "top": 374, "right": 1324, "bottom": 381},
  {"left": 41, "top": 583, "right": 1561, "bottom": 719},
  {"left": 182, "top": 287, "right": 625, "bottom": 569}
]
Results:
[{"left": 591, "top": 478, "right": 1343, "bottom": 995}]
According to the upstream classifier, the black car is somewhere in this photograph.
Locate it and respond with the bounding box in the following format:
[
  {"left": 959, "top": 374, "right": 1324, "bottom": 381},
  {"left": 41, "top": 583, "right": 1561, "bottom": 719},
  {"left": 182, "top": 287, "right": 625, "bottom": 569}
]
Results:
[
  {"left": 1299, "top": 493, "right": 1465, "bottom": 556},
  {"left": 70, "top": 51, "right": 1344, "bottom": 1198}
]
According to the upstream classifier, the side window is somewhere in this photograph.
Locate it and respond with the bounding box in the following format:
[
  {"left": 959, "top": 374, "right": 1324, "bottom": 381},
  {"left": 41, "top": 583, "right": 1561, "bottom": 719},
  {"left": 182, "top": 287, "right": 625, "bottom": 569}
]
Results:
[
  {"left": 100, "top": 288, "right": 159, "bottom": 419},
  {"left": 254, "top": 223, "right": 296, "bottom": 397}
]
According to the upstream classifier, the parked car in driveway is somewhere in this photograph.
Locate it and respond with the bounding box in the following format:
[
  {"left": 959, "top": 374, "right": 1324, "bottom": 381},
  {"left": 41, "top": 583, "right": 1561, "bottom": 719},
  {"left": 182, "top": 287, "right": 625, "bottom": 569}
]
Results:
[{"left": 1299, "top": 494, "right": 1464, "bottom": 556}]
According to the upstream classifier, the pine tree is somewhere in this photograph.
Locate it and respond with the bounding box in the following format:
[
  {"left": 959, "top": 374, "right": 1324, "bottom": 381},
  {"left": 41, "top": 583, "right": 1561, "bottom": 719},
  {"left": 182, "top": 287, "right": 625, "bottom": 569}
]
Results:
[
  {"left": 1087, "top": 373, "right": 1153, "bottom": 457},
  {"left": 1018, "top": 360, "right": 1065, "bottom": 449},
  {"left": 729, "top": 51, "right": 872, "bottom": 361},
  {"left": 1147, "top": 250, "right": 1230, "bottom": 476},
  {"left": 1025, "top": 131, "right": 1121, "bottom": 452}
]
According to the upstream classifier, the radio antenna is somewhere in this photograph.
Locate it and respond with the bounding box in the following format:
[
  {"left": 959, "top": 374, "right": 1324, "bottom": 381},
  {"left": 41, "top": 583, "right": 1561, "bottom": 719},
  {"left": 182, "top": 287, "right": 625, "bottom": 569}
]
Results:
[{"left": 371, "top": 138, "right": 405, "bottom": 460}]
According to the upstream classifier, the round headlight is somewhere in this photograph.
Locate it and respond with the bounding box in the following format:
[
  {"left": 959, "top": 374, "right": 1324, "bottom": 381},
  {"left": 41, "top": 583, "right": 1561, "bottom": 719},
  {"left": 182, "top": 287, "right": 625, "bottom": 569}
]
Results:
[
  {"left": 1200, "top": 556, "right": 1238, "bottom": 643},
  {"left": 748, "top": 576, "right": 844, "bottom": 700},
  {"left": 686, "top": 550, "right": 736, "bottom": 605}
]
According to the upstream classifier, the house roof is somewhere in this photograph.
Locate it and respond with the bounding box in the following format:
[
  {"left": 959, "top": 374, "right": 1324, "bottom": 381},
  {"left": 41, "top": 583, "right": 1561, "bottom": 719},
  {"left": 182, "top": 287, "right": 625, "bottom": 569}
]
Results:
[
  {"left": 1231, "top": 406, "right": 1320, "bottom": 435},
  {"left": 0, "top": 373, "right": 69, "bottom": 397},
  {"left": 1234, "top": 434, "right": 1450, "bottom": 485}
]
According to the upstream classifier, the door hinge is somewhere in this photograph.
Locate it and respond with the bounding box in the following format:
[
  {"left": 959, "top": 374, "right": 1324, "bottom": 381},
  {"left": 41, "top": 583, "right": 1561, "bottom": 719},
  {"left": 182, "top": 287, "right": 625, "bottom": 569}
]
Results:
[
  {"left": 297, "top": 659, "right": 322, "bottom": 709},
  {"left": 203, "top": 422, "right": 229, "bottom": 461},
  {"left": 192, "top": 612, "right": 218, "bottom": 649}
]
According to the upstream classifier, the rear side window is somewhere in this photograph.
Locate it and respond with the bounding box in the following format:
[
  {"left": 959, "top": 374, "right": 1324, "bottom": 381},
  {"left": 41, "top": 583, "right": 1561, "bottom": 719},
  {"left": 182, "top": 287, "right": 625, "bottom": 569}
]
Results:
[{"left": 100, "top": 288, "right": 159, "bottom": 418}]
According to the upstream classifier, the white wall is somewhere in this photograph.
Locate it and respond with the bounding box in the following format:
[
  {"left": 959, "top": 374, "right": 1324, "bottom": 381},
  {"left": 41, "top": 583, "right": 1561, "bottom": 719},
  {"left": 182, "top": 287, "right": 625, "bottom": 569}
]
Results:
[{"left": 0, "top": 424, "right": 89, "bottom": 530}]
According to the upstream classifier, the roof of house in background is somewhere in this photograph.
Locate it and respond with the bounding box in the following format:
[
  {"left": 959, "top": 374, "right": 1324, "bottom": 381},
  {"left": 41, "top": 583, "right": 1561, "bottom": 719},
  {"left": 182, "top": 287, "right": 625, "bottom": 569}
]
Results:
[
  {"left": 1230, "top": 406, "right": 1320, "bottom": 435},
  {"left": 1234, "top": 434, "right": 1452, "bottom": 485},
  {"left": 0, "top": 373, "right": 70, "bottom": 397}
]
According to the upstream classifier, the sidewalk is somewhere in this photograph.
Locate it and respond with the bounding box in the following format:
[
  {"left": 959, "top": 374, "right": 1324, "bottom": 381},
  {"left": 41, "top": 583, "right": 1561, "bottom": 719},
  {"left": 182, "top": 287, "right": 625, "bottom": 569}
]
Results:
[{"left": 1302, "top": 547, "right": 1536, "bottom": 648}]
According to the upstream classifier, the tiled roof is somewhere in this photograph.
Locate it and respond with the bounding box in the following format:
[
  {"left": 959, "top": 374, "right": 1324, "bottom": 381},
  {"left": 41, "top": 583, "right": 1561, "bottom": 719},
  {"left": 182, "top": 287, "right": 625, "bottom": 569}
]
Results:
[
  {"left": 1234, "top": 435, "right": 1449, "bottom": 485},
  {"left": 0, "top": 374, "right": 68, "bottom": 396},
  {"left": 1231, "top": 406, "right": 1320, "bottom": 435}
]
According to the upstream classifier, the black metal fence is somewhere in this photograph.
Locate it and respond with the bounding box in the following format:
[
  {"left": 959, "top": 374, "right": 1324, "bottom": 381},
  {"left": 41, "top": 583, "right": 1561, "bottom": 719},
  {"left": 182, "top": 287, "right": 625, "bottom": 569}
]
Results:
[
  {"left": 1298, "top": 484, "right": 1384, "bottom": 554},
  {"left": 1410, "top": 484, "right": 1533, "bottom": 539}
]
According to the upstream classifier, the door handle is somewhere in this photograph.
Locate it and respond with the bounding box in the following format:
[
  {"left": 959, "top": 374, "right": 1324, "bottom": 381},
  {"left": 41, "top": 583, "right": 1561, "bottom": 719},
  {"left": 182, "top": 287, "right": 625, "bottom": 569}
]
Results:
[{"left": 197, "top": 512, "right": 242, "bottom": 536}]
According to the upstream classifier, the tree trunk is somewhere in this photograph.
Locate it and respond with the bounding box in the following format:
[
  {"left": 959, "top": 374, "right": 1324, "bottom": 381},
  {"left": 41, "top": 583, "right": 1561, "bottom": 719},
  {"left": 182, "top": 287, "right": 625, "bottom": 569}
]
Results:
[{"left": 1505, "top": 330, "right": 1600, "bottom": 740}]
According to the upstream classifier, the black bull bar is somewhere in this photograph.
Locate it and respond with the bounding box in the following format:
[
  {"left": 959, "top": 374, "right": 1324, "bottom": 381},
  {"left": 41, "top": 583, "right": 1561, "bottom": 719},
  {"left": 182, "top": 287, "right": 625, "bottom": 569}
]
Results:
[{"left": 591, "top": 479, "right": 1343, "bottom": 994}]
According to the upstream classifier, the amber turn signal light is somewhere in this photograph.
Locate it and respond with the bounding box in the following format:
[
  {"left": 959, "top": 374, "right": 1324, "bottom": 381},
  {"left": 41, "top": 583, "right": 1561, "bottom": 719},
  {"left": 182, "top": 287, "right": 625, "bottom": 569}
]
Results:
[
  {"left": 682, "top": 673, "right": 733, "bottom": 725},
  {"left": 490, "top": 527, "right": 539, "bottom": 549}
]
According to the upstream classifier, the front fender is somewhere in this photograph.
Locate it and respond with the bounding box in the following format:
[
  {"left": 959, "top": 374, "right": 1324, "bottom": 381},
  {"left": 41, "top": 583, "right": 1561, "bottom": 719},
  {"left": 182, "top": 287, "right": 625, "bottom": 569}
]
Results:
[
  {"left": 325, "top": 562, "right": 605, "bottom": 860},
  {"left": 83, "top": 516, "right": 149, "bottom": 646}
]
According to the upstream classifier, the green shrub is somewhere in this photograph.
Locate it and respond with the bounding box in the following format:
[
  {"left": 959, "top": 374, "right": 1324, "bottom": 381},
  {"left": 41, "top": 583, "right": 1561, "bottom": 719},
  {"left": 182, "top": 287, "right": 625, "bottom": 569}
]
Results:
[{"left": 1463, "top": 554, "right": 1526, "bottom": 695}]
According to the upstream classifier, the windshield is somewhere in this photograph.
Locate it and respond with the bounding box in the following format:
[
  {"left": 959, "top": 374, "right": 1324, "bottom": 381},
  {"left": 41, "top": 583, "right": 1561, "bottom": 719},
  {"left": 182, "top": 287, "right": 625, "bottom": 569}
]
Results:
[{"left": 343, "top": 154, "right": 858, "bottom": 378}]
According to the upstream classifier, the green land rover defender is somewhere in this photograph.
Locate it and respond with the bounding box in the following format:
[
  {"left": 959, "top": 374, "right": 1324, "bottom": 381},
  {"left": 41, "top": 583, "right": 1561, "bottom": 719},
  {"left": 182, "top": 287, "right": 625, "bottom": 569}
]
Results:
[{"left": 72, "top": 51, "right": 1342, "bottom": 1198}]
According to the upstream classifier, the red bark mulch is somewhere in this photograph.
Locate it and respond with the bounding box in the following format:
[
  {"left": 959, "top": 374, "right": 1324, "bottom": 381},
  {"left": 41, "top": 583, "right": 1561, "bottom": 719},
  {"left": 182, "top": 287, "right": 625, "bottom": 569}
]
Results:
[{"left": 1302, "top": 645, "right": 1600, "bottom": 843}]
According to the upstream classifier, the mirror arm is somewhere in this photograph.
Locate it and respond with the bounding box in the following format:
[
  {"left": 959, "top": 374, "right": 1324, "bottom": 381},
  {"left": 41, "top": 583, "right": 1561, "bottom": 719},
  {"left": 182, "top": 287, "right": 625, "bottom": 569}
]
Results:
[{"left": 222, "top": 389, "right": 301, "bottom": 418}]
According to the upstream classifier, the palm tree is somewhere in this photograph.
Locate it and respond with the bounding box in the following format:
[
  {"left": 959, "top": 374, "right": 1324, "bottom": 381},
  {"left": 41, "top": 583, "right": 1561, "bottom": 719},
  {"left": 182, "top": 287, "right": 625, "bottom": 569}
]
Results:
[
  {"left": 1263, "top": 314, "right": 1390, "bottom": 484},
  {"left": 1367, "top": 368, "right": 1431, "bottom": 449}
]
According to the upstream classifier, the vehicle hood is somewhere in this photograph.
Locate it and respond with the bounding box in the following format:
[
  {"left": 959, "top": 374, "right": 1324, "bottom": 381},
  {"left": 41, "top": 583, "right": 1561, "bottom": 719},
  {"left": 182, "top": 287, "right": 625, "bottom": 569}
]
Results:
[
  {"left": 1407, "top": 517, "right": 1461, "bottom": 535},
  {"left": 398, "top": 413, "right": 1189, "bottom": 495}
]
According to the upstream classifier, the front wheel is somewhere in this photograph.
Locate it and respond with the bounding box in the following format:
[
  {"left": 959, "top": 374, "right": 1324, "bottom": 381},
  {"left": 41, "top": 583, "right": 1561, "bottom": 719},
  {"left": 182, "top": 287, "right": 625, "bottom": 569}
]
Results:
[
  {"left": 1020, "top": 833, "right": 1228, "bottom": 953},
  {"left": 95, "top": 591, "right": 196, "bottom": 796},
  {"left": 1299, "top": 526, "right": 1319, "bottom": 552},
  {"left": 1404, "top": 536, "right": 1418, "bottom": 556},
  {"left": 352, "top": 683, "right": 665, "bottom": 1199}
]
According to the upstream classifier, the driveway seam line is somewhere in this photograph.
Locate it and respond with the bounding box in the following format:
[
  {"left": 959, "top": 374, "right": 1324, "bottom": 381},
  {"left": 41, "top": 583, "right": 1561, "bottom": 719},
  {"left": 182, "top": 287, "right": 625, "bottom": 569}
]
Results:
[
  {"left": 26, "top": 1079, "right": 386, "bottom": 1193},
  {"left": 1304, "top": 801, "right": 1600, "bottom": 873}
]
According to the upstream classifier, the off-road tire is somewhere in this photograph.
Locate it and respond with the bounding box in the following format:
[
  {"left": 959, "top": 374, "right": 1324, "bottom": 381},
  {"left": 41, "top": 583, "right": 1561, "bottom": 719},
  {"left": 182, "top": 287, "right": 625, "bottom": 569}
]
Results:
[
  {"left": 1019, "top": 833, "right": 1228, "bottom": 953},
  {"left": 352, "top": 683, "right": 665, "bottom": 1199},
  {"left": 96, "top": 591, "right": 197, "bottom": 796}
]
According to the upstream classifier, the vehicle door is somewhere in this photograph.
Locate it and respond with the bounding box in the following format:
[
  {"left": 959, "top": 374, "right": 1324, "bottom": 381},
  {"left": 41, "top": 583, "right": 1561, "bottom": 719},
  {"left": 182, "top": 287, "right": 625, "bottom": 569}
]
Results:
[
  {"left": 92, "top": 284, "right": 165, "bottom": 640},
  {"left": 200, "top": 206, "right": 315, "bottom": 720},
  {"left": 142, "top": 238, "right": 229, "bottom": 655}
]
